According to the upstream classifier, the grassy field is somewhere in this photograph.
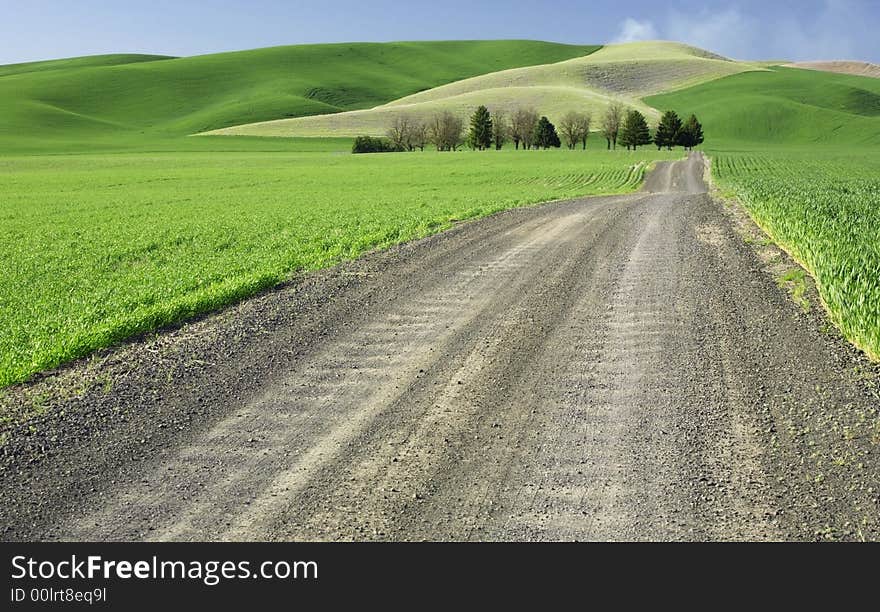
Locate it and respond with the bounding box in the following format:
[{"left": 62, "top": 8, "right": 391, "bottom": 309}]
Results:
[
  {"left": 214, "top": 42, "right": 761, "bottom": 138},
  {"left": 0, "top": 40, "right": 599, "bottom": 154},
  {"left": 0, "top": 147, "right": 676, "bottom": 387},
  {"left": 712, "top": 149, "right": 880, "bottom": 359}
]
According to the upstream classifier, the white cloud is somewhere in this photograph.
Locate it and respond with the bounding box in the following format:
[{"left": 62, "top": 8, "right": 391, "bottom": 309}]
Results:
[
  {"left": 609, "top": 2, "right": 877, "bottom": 62},
  {"left": 611, "top": 18, "right": 658, "bottom": 44},
  {"left": 771, "top": 0, "right": 860, "bottom": 60},
  {"left": 660, "top": 2, "right": 873, "bottom": 62},
  {"left": 663, "top": 8, "right": 754, "bottom": 59}
]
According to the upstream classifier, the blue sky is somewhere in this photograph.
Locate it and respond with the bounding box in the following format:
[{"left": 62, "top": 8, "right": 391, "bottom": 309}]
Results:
[{"left": 3, "top": 0, "right": 878, "bottom": 64}]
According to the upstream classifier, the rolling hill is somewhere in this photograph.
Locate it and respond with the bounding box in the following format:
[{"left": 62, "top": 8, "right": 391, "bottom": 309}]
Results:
[
  {"left": 0, "top": 40, "right": 599, "bottom": 152},
  {"left": 0, "top": 54, "right": 175, "bottom": 77},
  {"left": 646, "top": 66, "right": 880, "bottom": 147},
  {"left": 786, "top": 61, "right": 880, "bottom": 79},
  {"left": 4, "top": 39, "right": 879, "bottom": 152},
  {"left": 209, "top": 42, "right": 764, "bottom": 138}
]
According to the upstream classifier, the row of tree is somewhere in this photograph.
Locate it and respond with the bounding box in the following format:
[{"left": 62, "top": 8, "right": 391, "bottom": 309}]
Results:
[
  {"left": 352, "top": 104, "right": 703, "bottom": 153},
  {"left": 601, "top": 102, "right": 704, "bottom": 151},
  {"left": 374, "top": 107, "right": 570, "bottom": 153}
]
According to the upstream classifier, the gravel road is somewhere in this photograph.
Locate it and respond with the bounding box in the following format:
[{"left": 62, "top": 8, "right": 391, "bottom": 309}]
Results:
[{"left": 2, "top": 153, "right": 879, "bottom": 541}]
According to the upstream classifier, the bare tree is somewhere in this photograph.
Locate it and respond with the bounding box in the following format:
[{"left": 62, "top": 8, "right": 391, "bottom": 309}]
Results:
[
  {"left": 428, "top": 111, "right": 464, "bottom": 152},
  {"left": 491, "top": 110, "right": 508, "bottom": 150},
  {"left": 575, "top": 112, "right": 591, "bottom": 150},
  {"left": 509, "top": 109, "right": 524, "bottom": 150},
  {"left": 601, "top": 101, "right": 625, "bottom": 150},
  {"left": 387, "top": 115, "right": 412, "bottom": 151},
  {"left": 410, "top": 121, "right": 428, "bottom": 151},
  {"left": 510, "top": 108, "right": 539, "bottom": 150},
  {"left": 559, "top": 111, "right": 580, "bottom": 149},
  {"left": 428, "top": 113, "right": 445, "bottom": 151},
  {"left": 521, "top": 109, "right": 540, "bottom": 150},
  {"left": 447, "top": 114, "right": 464, "bottom": 151}
]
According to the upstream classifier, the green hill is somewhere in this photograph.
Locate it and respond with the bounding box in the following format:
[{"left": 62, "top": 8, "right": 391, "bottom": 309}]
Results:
[
  {"left": 646, "top": 66, "right": 880, "bottom": 148},
  {"left": 0, "top": 41, "right": 599, "bottom": 153},
  {"left": 212, "top": 41, "right": 762, "bottom": 138},
  {"left": 0, "top": 54, "right": 175, "bottom": 77}
]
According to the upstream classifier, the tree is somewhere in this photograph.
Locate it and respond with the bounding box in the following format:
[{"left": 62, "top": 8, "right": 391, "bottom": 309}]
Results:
[
  {"left": 559, "top": 111, "right": 591, "bottom": 150},
  {"left": 559, "top": 111, "right": 581, "bottom": 149},
  {"left": 618, "top": 110, "right": 635, "bottom": 150},
  {"left": 491, "top": 110, "right": 508, "bottom": 150},
  {"left": 619, "top": 110, "right": 652, "bottom": 150},
  {"left": 601, "top": 101, "right": 625, "bottom": 150},
  {"left": 511, "top": 108, "right": 539, "bottom": 150},
  {"left": 677, "top": 114, "right": 705, "bottom": 150},
  {"left": 654, "top": 110, "right": 683, "bottom": 151},
  {"left": 576, "top": 112, "right": 592, "bottom": 150},
  {"left": 352, "top": 136, "right": 395, "bottom": 154},
  {"left": 467, "top": 105, "right": 493, "bottom": 150},
  {"left": 428, "top": 111, "right": 464, "bottom": 151},
  {"left": 533, "top": 116, "right": 561, "bottom": 149},
  {"left": 410, "top": 121, "right": 428, "bottom": 151},
  {"left": 386, "top": 116, "right": 412, "bottom": 151}
]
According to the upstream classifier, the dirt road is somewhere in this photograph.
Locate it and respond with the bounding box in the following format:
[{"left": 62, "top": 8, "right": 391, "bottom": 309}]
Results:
[{"left": 2, "top": 153, "right": 879, "bottom": 541}]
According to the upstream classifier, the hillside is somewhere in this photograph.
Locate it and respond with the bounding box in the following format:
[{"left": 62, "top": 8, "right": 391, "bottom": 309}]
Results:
[
  {"left": 210, "top": 41, "right": 763, "bottom": 138},
  {"left": 787, "top": 61, "right": 880, "bottom": 79},
  {"left": 0, "top": 54, "right": 175, "bottom": 77},
  {"left": 646, "top": 66, "right": 880, "bottom": 147},
  {"left": 0, "top": 40, "right": 598, "bottom": 152}
]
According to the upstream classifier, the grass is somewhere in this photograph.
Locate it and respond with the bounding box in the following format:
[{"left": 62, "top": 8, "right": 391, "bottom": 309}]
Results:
[
  {"left": 211, "top": 41, "right": 761, "bottom": 138},
  {"left": 711, "top": 149, "right": 880, "bottom": 359},
  {"left": 0, "top": 40, "right": 599, "bottom": 154},
  {"left": 0, "top": 147, "right": 677, "bottom": 387},
  {"left": 777, "top": 268, "right": 811, "bottom": 313}
]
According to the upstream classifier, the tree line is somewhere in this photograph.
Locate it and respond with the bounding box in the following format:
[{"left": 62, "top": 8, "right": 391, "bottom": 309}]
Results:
[
  {"left": 606, "top": 104, "right": 705, "bottom": 152},
  {"left": 352, "top": 104, "right": 703, "bottom": 153}
]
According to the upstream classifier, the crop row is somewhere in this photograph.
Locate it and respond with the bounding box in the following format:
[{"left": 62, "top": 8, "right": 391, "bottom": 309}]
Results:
[{"left": 713, "top": 150, "right": 880, "bottom": 359}]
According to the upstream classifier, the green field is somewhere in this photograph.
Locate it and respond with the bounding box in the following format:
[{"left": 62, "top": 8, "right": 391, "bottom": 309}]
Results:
[
  {"left": 712, "top": 149, "right": 880, "bottom": 359},
  {"left": 0, "top": 40, "right": 599, "bottom": 154},
  {"left": 0, "top": 148, "right": 675, "bottom": 387}
]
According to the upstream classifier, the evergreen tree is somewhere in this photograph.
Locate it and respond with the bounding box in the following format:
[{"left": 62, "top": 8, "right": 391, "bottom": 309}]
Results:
[
  {"left": 654, "top": 110, "right": 683, "bottom": 150},
  {"left": 634, "top": 113, "right": 652, "bottom": 148},
  {"left": 467, "top": 105, "right": 493, "bottom": 151},
  {"left": 533, "top": 116, "right": 561, "bottom": 149},
  {"left": 677, "top": 114, "right": 705, "bottom": 150},
  {"left": 619, "top": 110, "right": 652, "bottom": 150}
]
